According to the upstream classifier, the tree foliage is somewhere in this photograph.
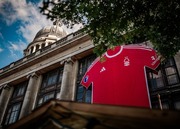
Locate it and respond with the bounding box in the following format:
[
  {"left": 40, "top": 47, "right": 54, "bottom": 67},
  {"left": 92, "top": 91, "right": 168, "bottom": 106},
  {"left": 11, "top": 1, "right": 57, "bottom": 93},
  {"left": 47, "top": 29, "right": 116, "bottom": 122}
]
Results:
[{"left": 40, "top": 0, "right": 180, "bottom": 58}]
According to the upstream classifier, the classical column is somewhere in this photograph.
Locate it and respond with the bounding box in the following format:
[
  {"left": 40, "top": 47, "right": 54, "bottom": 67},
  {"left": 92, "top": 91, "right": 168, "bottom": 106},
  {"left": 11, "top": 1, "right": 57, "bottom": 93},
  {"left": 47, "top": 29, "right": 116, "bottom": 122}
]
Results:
[
  {"left": 28, "top": 48, "right": 31, "bottom": 55},
  {"left": 19, "top": 72, "right": 39, "bottom": 119},
  {"left": 39, "top": 43, "right": 42, "bottom": 49},
  {"left": 59, "top": 57, "right": 74, "bottom": 101},
  {"left": 32, "top": 45, "right": 36, "bottom": 53},
  {"left": 32, "top": 75, "right": 42, "bottom": 110},
  {"left": 71, "top": 60, "right": 79, "bottom": 101},
  {"left": 45, "top": 42, "right": 48, "bottom": 47},
  {"left": 0, "top": 84, "right": 13, "bottom": 125}
]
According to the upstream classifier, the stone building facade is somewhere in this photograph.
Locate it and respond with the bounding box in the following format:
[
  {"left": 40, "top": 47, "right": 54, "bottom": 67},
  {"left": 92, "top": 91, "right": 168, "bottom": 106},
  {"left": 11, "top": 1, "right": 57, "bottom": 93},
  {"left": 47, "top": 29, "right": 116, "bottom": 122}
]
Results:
[{"left": 0, "top": 24, "right": 180, "bottom": 128}]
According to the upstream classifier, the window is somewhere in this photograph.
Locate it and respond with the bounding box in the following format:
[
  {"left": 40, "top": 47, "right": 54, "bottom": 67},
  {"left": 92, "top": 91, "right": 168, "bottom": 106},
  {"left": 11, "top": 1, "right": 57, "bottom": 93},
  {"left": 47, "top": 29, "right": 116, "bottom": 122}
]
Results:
[
  {"left": 37, "top": 92, "right": 55, "bottom": 106},
  {"left": 4, "top": 103, "right": 21, "bottom": 125},
  {"left": 3, "top": 81, "right": 27, "bottom": 126},
  {"left": 47, "top": 71, "right": 58, "bottom": 86},
  {"left": 76, "top": 54, "right": 96, "bottom": 103},
  {"left": 37, "top": 67, "right": 63, "bottom": 106},
  {"left": 41, "top": 43, "right": 45, "bottom": 48},
  {"left": 148, "top": 58, "right": 180, "bottom": 110},
  {"left": 148, "top": 58, "right": 180, "bottom": 90},
  {"left": 36, "top": 44, "right": 40, "bottom": 51},
  {"left": 12, "top": 85, "right": 26, "bottom": 98},
  {"left": 30, "top": 46, "right": 34, "bottom": 54},
  {"left": 164, "top": 58, "right": 180, "bottom": 85},
  {"left": 148, "top": 71, "right": 165, "bottom": 89}
]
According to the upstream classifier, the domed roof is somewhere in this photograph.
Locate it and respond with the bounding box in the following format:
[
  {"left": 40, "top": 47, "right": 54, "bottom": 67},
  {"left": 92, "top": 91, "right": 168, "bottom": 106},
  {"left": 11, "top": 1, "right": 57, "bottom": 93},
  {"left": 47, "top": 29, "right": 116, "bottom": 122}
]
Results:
[
  {"left": 33, "top": 25, "right": 67, "bottom": 41},
  {"left": 23, "top": 22, "right": 68, "bottom": 56}
]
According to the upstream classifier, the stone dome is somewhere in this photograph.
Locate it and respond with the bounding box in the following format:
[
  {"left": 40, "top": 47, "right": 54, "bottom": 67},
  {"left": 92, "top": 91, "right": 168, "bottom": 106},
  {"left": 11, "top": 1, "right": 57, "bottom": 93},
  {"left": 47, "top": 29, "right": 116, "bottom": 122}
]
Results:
[
  {"left": 24, "top": 23, "right": 67, "bottom": 56},
  {"left": 33, "top": 25, "right": 67, "bottom": 42}
]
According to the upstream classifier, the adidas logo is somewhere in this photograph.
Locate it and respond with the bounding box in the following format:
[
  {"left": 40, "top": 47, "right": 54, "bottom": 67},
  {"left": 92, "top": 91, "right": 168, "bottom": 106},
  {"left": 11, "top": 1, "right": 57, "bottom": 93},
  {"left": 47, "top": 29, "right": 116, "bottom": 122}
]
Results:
[{"left": 100, "top": 67, "right": 106, "bottom": 73}]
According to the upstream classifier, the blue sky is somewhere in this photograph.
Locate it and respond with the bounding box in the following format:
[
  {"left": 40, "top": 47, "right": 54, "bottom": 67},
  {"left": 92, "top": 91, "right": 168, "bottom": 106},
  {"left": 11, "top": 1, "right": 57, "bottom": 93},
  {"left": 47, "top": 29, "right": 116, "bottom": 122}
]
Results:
[{"left": 0, "top": 0, "right": 82, "bottom": 69}]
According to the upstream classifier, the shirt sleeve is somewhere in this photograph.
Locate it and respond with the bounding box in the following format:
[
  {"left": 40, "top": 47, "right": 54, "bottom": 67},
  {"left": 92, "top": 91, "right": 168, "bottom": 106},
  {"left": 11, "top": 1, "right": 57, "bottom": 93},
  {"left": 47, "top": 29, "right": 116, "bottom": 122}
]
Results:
[
  {"left": 80, "top": 71, "right": 92, "bottom": 88},
  {"left": 143, "top": 48, "right": 160, "bottom": 70},
  {"left": 80, "top": 57, "right": 100, "bottom": 88}
]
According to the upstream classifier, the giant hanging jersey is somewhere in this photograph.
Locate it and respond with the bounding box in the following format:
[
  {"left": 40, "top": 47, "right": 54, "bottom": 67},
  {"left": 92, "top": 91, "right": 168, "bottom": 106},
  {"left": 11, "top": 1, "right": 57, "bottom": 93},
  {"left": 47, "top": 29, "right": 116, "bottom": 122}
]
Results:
[{"left": 81, "top": 44, "right": 160, "bottom": 108}]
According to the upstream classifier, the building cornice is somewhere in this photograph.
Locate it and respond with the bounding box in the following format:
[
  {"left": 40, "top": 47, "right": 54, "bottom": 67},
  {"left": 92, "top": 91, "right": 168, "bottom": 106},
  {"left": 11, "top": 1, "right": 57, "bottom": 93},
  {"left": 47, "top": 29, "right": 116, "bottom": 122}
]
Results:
[{"left": 0, "top": 30, "right": 92, "bottom": 80}]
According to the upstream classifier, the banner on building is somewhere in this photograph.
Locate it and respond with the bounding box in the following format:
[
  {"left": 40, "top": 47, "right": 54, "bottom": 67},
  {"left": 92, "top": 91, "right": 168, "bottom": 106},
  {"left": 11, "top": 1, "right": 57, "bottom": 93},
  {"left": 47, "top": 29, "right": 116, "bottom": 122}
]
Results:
[{"left": 81, "top": 44, "right": 160, "bottom": 108}]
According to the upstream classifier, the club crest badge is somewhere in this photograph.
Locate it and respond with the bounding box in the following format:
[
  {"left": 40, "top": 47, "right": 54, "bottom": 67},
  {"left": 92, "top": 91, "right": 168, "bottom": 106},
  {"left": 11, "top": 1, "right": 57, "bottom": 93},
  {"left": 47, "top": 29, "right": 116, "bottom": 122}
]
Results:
[
  {"left": 84, "top": 75, "right": 89, "bottom": 83},
  {"left": 124, "top": 56, "right": 130, "bottom": 66}
]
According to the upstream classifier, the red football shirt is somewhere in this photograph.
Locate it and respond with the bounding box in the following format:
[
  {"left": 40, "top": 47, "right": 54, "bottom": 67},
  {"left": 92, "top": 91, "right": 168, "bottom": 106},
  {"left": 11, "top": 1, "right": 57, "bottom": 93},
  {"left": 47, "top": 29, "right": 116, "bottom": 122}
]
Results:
[{"left": 81, "top": 44, "right": 160, "bottom": 108}]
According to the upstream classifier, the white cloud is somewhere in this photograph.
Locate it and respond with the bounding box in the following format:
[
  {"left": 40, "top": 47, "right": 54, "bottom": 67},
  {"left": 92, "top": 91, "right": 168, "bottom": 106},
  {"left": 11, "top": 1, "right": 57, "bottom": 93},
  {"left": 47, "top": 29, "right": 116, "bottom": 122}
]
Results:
[
  {"left": 0, "top": 48, "right": 3, "bottom": 53},
  {"left": 9, "top": 41, "right": 27, "bottom": 53},
  {"left": 0, "top": 0, "right": 30, "bottom": 26},
  {"left": 0, "top": 32, "right": 3, "bottom": 40},
  {"left": 0, "top": 0, "right": 83, "bottom": 45},
  {"left": 0, "top": 0, "right": 53, "bottom": 43},
  {"left": 0, "top": 0, "right": 82, "bottom": 67},
  {"left": 8, "top": 40, "right": 27, "bottom": 59},
  {"left": 0, "top": 0, "right": 83, "bottom": 42}
]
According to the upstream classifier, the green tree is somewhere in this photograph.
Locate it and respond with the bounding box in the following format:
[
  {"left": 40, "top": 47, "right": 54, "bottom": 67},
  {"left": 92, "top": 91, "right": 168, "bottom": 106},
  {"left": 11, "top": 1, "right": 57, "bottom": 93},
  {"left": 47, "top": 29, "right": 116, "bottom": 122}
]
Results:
[{"left": 40, "top": 0, "right": 180, "bottom": 58}]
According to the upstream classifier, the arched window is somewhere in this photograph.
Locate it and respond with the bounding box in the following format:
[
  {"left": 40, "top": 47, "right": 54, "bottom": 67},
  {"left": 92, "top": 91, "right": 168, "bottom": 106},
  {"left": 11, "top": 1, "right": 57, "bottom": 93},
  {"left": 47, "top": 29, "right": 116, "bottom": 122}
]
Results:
[
  {"left": 36, "top": 44, "right": 40, "bottom": 51},
  {"left": 41, "top": 43, "right": 45, "bottom": 49}
]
